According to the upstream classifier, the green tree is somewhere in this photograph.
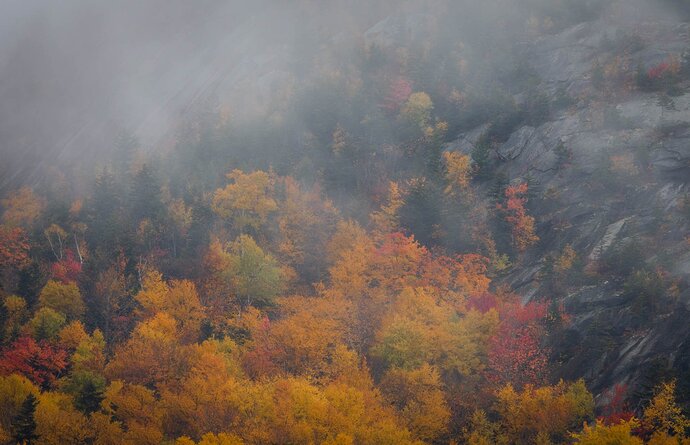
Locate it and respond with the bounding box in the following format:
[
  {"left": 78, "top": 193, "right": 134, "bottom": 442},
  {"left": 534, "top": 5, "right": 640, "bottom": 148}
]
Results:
[
  {"left": 38, "top": 280, "right": 85, "bottom": 320},
  {"left": 12, "top": 394, "right": 39, "bottom": 445},
  {"left": 85, "top": 168, "right": 125, "bottom": 262},
  {"left": 28, "top": 308, "right": 66, "bottom": 341},
  {"left": 130, "top": 164, "right": 165, "bottom": 224},
  {"left": 400, "top": 92, "right": 433, "bottom": 132},
  {"left": 472, "top": 138, "right": 493, "bottom": 181},
  {"left": 398, "top": 178, "right": 442, "bottom": 246},
  {"left": 74, "top": 376, "right": 105, "bottom": 414},
  {"left": 226, "top": 235, "right": 284, "bottom": 309}
]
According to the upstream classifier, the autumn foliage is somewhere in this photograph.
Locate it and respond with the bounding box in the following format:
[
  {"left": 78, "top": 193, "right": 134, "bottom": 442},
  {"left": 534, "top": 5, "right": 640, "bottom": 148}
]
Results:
[
  {"left": 497, "top": 182, "right": 539, "bottom": 252},
  {"left": 0, "top": 337, "right": 68, "bottom": 389},
  {"left": 0, "top": 162, "right": 681, "bottom": 444},
  {"left": 50, "top": 250, "right": 82, "bottom": 284},
  {"left": 486, "top": 300, "right": 551, "bottom": 389},
  {"left": 0, "top": 3, "right": 687, "bottom": 440},
  {"left": 381, "top": 77, "right": 413, "bottom": 113},
  {"left": 0, "top": 226, "right": 30, "bottom": 270}
]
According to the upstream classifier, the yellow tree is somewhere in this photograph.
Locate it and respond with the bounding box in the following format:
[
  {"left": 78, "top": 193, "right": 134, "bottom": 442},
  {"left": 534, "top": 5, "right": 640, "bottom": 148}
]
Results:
[
  {"left": 443, "top": 151, "right": 472, "bottom": 196},
  {"left": 370, "top": 182, "right": 404, "bottom": 238},
  {"left": 101, "top": 380, "right": 164, "bottom": 445},
  {"left": 73, "top": 329, "right": 107, "bottom": 373},
  {"left": 105, "top": 313, "right": 191, "bottom": 389},
  {"left": 160, "top": 340, "right": 244, "bottom": 439},
  {"left": 212, "top": 169, "right": 277, "bottom": 233},
  {"left": 371, "top": 287, "right": 498, "bottom": 376},
  {"left": 493, "top": 379, "right": 594, "bottom": 444},
  {"left": 135, "top": 270, "right": 205, "bottom": 342},
  {"left": 325, "top": 222, "right": 375, "bottom": 301},
  {"left": 642, "top": 381, "right": 690, "bottom": 437},
  {"left": 275, "top": 177, "right": 339, "bottom": 282},
  {"left": 572, "top": 419, "right": 643, "bottom": 445},
  {"left": 57, "top": 320, "right": 89, "bottom": 350},
  {"left": 254, "top": 377, "right": 420, "bottom": 445},
  {"left": 176, "top": 433, "right": 244, "bottom": 445},
  {"left": 1, "top": 187, "right": 45, "bottom": 228},
  {"left": 35, "top": 392, "right": 93, "bottom": 445},
  {"left": 380, "top": 364, "right": 451, "bottom": 442},
  {"left": 0, "top": 374, "right": 39, "bottom": 437},
  {"left": 250, "top": 295, "right": 350, "bottom": 377},
  {"left": 326, "top": 220, "right": 370, "bottom": 265}
]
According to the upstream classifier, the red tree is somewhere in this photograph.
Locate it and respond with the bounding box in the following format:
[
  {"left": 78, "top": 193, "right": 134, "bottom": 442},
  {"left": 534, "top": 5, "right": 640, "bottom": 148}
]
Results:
[
  {"left": 242, "top": 316, "right": 282, "bottom": 378},
  {"left": 600, "top": 384, "right": 634, "bottom": 425},
  {"left": 468, "top": 292, "right": 498, "bottom": 313},
  {"left": 0, "top": 336, "right": 68, "bottom": 388},
  {"left": 486, "top": 301, "right": 550, "bottom": 388},
  {"left": 381, "top": 77, "right": 413, "bottom": 113},
  {"left": 50, "top": 249, "right": 82, "bottom": 283},
  {"left": 0, "top": 226, "right": 30, "bottom": 270},
  {"left": 648, "top": 62, "right": 671, "bottom": 80}
]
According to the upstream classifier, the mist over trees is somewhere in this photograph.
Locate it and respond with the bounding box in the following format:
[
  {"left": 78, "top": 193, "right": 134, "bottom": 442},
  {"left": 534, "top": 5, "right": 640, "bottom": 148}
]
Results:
[{"left": 1, "top": 0, "right": 690, "bottom": 444}]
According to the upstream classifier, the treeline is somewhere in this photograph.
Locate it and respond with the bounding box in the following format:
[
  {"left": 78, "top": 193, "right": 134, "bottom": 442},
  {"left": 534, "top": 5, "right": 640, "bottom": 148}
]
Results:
[{"left": 0, "top": 162, "right": 686, "bottom": 444}]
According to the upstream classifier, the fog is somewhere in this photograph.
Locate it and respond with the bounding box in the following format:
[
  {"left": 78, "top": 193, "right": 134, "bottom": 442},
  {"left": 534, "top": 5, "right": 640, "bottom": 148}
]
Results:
[
  {"left": 1, "top": 2, "right": 690, "bottom": 439},
  {"left": 0, "top": 0, "right": 682, "bottom": 191},
  {"left": 0, "top": 0, "right": 269, "bottom": 188}
]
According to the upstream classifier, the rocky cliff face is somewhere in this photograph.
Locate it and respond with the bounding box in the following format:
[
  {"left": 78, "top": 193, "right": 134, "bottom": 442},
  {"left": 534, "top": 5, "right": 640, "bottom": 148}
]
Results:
[{"left": 446, "top": 3, "right": 690, "bottom": 406}]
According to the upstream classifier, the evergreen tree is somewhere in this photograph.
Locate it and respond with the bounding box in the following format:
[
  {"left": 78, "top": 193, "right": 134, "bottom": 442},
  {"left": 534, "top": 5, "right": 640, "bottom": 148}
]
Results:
[
  {"left": 489, "top": 173, "right": 512, "bottom": 255},
  {"left": 489, "top": 172, "right": 509, "bottom": 205},
  {"left": 398, "top": 178, "right": 442, "bottom": 247},
  {"left": 75, "top": 378, "right": 105, "bottom": 414},
  {"left": 86, "top": 168, "right": 123, "bottom": 262},
  {"left": 523, "top": 173, "right": 541, "bottom": 214},
  {"left": 554, "top": 141, "right": 572, "bottom": 171},
  {"left": 184, "top": 195, "right": 214, "bottom": 260},
  {"left": 129, "top": 164, "right": 165, "bottom": 224},
  {"left": 113, "top": 130, "right": 138, "bottom": 178},
  {"left": 471, "top": 137, "right": 493, "bottom": 181},
  {"left": 16, "top": 263, "right": 42, "bottom": 308},
  {"left": 12, "top": 394, "right": 39, "bottom": 445}
]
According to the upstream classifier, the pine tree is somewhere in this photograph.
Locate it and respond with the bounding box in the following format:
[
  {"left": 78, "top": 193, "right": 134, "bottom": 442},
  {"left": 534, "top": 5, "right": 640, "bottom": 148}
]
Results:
[
  {"left": 130, "top": 164, "right": 164, "bottom": 224},
  {"left": 75, "top": 378, "right": 104, "bottom": 414},
  {"left": 554, "top": 141, "right": 572, "bottom": 171},
  {"left": 16, "top": 263, "right": 42, "bottom": 308},
  {"left": 86, "top": 168, "right": 124, "bottom": 262},
  {"left": 471, "top": 138, "right": 493, "bottom": 180},
  {"left": 113, "top": 130, "right": 138, "bottom": 178},
  {"left": 12, "top": 393, "right": 39, "bottom": 445},
  {"left": 398, "top": 178, "right": 442, "bottom": 247}
]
